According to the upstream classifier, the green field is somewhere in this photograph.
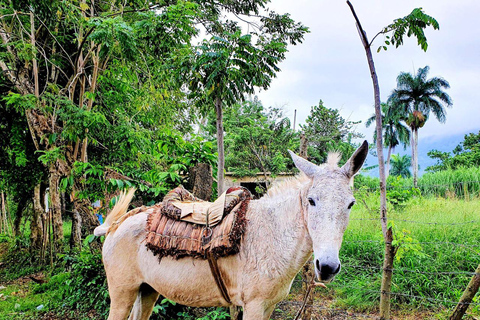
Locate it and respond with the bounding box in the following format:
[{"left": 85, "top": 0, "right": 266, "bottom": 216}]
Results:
[{"left": 283, "top": 189, "right": 480, "bottom": 319}]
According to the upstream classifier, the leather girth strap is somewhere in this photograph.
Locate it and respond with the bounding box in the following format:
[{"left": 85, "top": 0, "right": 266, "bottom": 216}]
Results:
[{"left": 206, "top": 252, "right": 231, "bottom": 304}]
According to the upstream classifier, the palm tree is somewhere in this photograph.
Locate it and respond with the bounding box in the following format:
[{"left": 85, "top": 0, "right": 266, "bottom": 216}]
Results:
[
  {"left": 366, "top": 101, "right": 410, "bottom": 179},
  {"left": 388, "top": 66, "right": 452, "bottom": 187},
  {"left": 389, "top": 154, "right": 412, "bottom": 178}
]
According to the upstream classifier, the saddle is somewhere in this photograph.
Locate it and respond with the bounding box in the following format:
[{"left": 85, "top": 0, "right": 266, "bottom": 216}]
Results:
[{"left": 145, "top": 186, "right": 251, "bottom": 260}]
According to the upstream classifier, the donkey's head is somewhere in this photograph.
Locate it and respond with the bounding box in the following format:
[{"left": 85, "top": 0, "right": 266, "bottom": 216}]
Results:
[{"left": 289, "top": 141, "right": 368, "bottom": 282}]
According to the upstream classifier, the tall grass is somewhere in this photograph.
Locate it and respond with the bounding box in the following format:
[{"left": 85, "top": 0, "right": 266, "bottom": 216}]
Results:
[
  {"left": 326, "top": 192, "right": 480, "bottom": 316},
  {"left": 356, "top": 167, "right": 480, "bottom": 199},
  {"left": 418, "top": 167, "right": 480, "bottom": 198}
]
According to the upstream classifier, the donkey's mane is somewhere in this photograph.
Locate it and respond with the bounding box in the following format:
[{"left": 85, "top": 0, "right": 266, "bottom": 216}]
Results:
[
  {"left": 265, "top": 173, "right": 308, "bottom": 198},
  {"left": 266, "top": 152, "right": 342, "bottom": 198}
]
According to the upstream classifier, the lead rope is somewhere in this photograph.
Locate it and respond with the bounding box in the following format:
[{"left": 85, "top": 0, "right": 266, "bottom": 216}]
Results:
[
  {"left": 293, "top": 277, "right": 327, "bottom": 320},
  {"left": 293, "top": 192, "right": 327, "bottom": 320}
]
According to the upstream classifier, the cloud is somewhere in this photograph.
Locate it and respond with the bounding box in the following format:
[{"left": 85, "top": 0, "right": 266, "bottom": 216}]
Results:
[{"left": 256, "top": 0, "right": 480, "bottom": 143}]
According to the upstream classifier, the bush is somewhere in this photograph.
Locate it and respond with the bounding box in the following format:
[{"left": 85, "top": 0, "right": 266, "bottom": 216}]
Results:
[
  {"left": 56, "top": 237, "right": 109, "bottom": 318},
  {"left": 386, "top": 176, "right": 420, "bottom": 209}
]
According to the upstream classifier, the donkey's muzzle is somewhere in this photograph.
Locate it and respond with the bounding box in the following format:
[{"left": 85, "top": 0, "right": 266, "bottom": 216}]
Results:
[{"left": 315, "top": 259, "right": 341, "bottom": 282}]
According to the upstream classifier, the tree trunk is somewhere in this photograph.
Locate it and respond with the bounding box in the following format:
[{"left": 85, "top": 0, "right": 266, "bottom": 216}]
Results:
[
  {"left": 412, "top": 128, "right": 419, "bottom": 188},
  {"left": 450, "top": 263, "right": 480, "bottom": 320},
  {"left": 70, "top": 209, "right": 82, "bottom": 249},
  {"left": 13, "top": 201, "right": 25, "bottom": 237},
  {"left": 1, "top": 192, "right": 7, "bottom": 234},
  {"left": 346, "top": 2, "right": 394, "bottom": 319},
  {"left": 49, "top": 163, "right": 64, "bottom": 247},
  {"left": 31, "top": 183, "right": 44, "bottom": 250},
  {"left": 300, "top": 133, "right": 308, "bottom": 159},
  {"left": 72, "top": 195, "right": 99, "bottom": 236},
  {"left": 385, "top": 145, "right": 392, "bottom": 180},
  {"left": 190, "top": 163, "right": 213, "bottom": 201},
  {"left": 215, "top": 96, "right": 225, "bottom": 195}
]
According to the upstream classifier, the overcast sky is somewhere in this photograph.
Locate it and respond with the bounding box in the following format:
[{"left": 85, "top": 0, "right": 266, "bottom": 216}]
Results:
[{"left": 255, "top": 0, "right": 480, "bottom": 146}]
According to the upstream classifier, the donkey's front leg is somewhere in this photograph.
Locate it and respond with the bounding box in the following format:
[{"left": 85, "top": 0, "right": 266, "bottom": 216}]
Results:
[{"left": 243, "top": 301, "right": 275, "bottom": 320}]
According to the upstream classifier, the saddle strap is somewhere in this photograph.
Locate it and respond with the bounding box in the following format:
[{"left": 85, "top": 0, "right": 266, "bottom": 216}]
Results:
[{"left": 206, "top": 252, "right": 231, "bottom": 304}]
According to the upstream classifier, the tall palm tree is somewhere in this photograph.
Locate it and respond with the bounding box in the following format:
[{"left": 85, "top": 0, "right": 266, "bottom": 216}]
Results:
[
  {"left": 366, "top": 102, "right": 411, "bottom": 179},
  {"left": 390, "top": 154, "right": 412, "bottom": 178},
  {"left": 388, "top": 66, "right": 452, "bottom": 187}
]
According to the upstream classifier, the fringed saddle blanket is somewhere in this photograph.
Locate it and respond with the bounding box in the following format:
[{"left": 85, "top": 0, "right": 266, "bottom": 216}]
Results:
[{"left": 145, "top": 186, "right": 251, "bottom": 260}]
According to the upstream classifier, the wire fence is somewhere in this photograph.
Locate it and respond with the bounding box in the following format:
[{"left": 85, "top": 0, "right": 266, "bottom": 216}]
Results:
[
  {"left": 356, "top": 180, "right": 480, "bottom": 200},
  {"left": 277, "top": 182, "right": 480, "bottom": 318}
]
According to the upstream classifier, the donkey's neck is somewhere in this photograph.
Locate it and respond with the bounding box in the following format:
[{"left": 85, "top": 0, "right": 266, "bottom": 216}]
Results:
[{"left": 242, "top": 185, "right": 313, "bottom": 282}]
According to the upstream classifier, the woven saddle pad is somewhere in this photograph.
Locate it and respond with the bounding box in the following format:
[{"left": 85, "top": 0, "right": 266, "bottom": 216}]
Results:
[{"left": 145, "top": 186, "right": 251, "bottom": 260}]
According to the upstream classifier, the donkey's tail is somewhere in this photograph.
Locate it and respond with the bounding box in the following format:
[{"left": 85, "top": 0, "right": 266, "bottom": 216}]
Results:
[{"left": 94, "top": 188, "right": 136, "bottom": 237}]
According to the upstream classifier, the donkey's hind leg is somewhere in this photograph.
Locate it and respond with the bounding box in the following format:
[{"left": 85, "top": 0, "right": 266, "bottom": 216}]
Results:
[
  {"left": 128, "top": 283, "right": 160, "bottom": 320},
  {"left": 107, "top": 284, "right": 139, "bottom": 320}
]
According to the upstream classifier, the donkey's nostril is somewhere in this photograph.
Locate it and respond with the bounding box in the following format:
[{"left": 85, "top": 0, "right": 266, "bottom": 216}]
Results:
[
  {"left": 320, "top": 263, "right": 335, "bottom": 275},
  {"left": 316, "top": 260, "right": 341, "bottom": 281},
  {"left": 333, "top": 263, "right": 341, "bottom": 274}
]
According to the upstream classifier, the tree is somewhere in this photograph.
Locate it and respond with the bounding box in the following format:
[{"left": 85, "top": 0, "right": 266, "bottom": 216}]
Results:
[
  {"left": 220, "top": 99, "right": 297, "bottom": 178},
  {"left": 366, "top": 101, "right": 410, "bottom": 178},
  {"left": 427, "top": 131, "right": 480, "bottom": 172},
  {"left": 189, "top": 17, "right": 308, "bottom": 194},
  {"left": 301, "top": 100, "right": 362, "bottom": 165},
  {"left": 0, "top": 0, "right": 225, "bottom": 246},
  {"left": 389, "top": 154, "right": 412, "bottom": 178},
  {"left": 346, "top": 2, "right": 440, "bottom": 318},
  {"left": 389, "top": 66, "right": 452, "bottom": 187}
]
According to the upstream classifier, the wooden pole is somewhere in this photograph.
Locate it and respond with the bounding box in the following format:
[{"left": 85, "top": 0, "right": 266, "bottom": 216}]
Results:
[
  {"left": 293, "top": 109, "right": 297, "bottom": 131},
  {"left": 346, "top": 2, "right": 394, "bottom": 318},
  {"left": 450, "top": 264, "right": 480, "bottom": 320}
]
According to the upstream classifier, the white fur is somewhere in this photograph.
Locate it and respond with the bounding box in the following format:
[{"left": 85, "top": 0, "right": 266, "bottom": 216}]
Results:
[{"left": 101, "top": 146, "right": 367, "bottom": 320}]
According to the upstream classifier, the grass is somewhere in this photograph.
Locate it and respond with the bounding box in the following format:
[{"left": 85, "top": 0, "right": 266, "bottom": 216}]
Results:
[
  {"left": 322, "top": 193, "right": 480, "bottom": 317},
  {"left": 2, "top": 182, "right": 480, "bottom": 319}
]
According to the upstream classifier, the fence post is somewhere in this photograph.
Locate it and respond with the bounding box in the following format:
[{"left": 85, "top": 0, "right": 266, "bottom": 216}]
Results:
[
  {"left": 380, "top": 227, "right": 395, "bottom": 320},
  {"left": 449, "top": 263, "right": 480, "bottom": 320}
]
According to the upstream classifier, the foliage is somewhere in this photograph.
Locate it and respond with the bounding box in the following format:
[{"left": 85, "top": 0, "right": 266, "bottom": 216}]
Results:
[
  {"left": 337, "top": 190, "right": 480, "bottom": 311},
  {"left": 214, "top": 99, "right": 298, "bottom": 176},
  {"left": 388, "top": 66, "right": 452, "bottom": 129},
  {"left": 188, "top": 13, "right": 308, "bottom": 111},
  {"left": 365, "top": 101, "right": 410, "bottom": 151},
  {"left": 376, "top": 8, "right": 440, "bottom": 52},
  {"left": 388, "top": 221, "right": 425, "bottom": 262},
  {"left": 177, "top": 307, "right": 230, "bottom": 320},
  {"left": 389, "top": 154, "right": 412, "bottom": 178},
  {"left": 59, "top": 239, "right": 109, "bottom": 317},
  {"left": 0, "top": 97, "right": 45, "bottom": 215},
  {"left": 427, "top": 131, "right": 480, "bottom": 172},
  {"left": 386, "top": 176, "right": 419, "bottom": 209},
  {"left": 417, "top": 167, "right": 480, "bottom": 199},
  {"left": 301, "top": 100, "right": 362, "bottom": 165}
]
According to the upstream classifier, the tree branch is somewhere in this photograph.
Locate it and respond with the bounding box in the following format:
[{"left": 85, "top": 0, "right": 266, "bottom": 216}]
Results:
[{"left": 346, "top": 0, "right": 370, "bottom": 48}]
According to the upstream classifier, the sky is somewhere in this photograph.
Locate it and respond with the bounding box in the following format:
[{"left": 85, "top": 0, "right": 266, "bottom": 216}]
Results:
[{"left": 255, "top": 0, "right": 480, "bottom": 150}]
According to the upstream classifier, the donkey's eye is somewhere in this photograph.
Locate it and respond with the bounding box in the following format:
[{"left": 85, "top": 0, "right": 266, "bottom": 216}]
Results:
[
  {"left": 348, "top": 201, "right": 355, "bottom": 209},
  {"left": 308, "top": 198, "right": 316, "bottom": 206}
]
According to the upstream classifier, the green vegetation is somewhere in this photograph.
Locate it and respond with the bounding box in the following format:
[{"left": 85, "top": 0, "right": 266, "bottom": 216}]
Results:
[
  {"left": 388, "top": 65, "right": 453, "bottom": 186},
  {"left": 329, "top": 191, "right": 480, "bottom": 317},
  {"left": 428, "top": 131, "right": 480, "bottom": 172},
  {"left": 0, "top": 0, "right": 475, "bottom": 319},
  {"left": 301, "top": 100, "right": 363, "bottom": 165}
]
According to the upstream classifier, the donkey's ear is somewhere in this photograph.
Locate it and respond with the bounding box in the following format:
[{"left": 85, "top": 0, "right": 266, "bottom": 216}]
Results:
[
  {"left": 341, "top": 140, "right": 369, "bottom": 178},
  {"left": 288, "top": 150, "right": 319, "bottom": 178}
]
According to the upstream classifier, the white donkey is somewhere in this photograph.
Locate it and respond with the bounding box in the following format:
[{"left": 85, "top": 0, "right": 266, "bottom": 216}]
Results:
[{"left": 96, "top": 141, "right": 368, "bottom": 320}]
